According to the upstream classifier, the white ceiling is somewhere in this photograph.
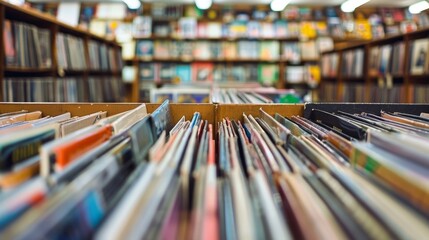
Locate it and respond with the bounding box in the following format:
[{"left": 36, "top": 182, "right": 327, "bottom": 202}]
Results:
[
  {"left": 27, "top": 0, "right": 423, "bottom": 7},
  {"left": 143, "top": 0, "right": 421, "bottom": 7}
]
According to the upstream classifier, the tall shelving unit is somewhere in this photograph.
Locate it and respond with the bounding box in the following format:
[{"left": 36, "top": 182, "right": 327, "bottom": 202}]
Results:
[
  {"left": 126, "top": 3, "right": 369, "bottom": 102},
  {"left": 320, "top": 26, "right": 429, "bottom": 103},
  {"left": 1, "top": 1, "right": 124, "bottom": 102}
]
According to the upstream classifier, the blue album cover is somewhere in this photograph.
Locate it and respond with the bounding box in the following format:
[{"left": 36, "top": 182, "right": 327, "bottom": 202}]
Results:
[
  {"left": 176, "top": 64, "right": 191, "bottom": 83},
  {"left": 136, "top": 40, "right": 153, "bottom": 58}
]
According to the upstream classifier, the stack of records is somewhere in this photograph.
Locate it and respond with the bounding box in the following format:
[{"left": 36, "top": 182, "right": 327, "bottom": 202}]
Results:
[{"left": 0, "top": 101, "right": 428, "bottom": 239}]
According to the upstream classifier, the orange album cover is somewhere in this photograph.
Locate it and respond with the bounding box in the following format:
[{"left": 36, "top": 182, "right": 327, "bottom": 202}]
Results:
[
  {"left": 0, "top": 161, "right": 39, "bottom": 189},
  {"left": 54, "top": 125, "right": 113, "bottom": 170}
]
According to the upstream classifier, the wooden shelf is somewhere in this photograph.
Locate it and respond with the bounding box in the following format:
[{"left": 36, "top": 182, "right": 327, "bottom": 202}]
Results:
[
  {"left": 134, "top": 35, "right": 302, "bottom": 41},
  {"left": 89, "top": 70, "right": 121, "bottom": 75},
  {"left": 2, "top": 1, "right": 120, "bottom": 47},
  {"left": 282, "top": 60, "right": 320, "bottom": 66},
  {"left": 332, "top": 37, "right": 368, "bottom": 42},
  {"left": 368, "top": 74, "right": 405, "bottom": 79},
  {"left": 321, "top": 77, "right": 338, "bottom": 81},
  {"left": 337, "top": 42, "right": 368, "bottom": 51},
  {"left": 368, "top": 33, "right": 405, "bottom": 46},
  {"left": 4, "top": 1, "right": 55, "bottom": 27},
  {"left": 89, "top": 34, "right": 120, "bottom": 47},
  {"left": 342, "top": 77, "right": 365, "bottom": 81},
  {"left": 136, "top": 57, "right": 280, "bottom": 63},
  {"left": 61, "top": 69, "right": 86, "bottom": 75},
  {"left": 5, "top": 67, "right": 54, "bottom": 73},
  {"left": 283, "top": 58, "right": 320, "bottom": 64},
  {"left": 409, "top": 74, "right": 429, "bottom": 79},
  {"left": 406, "top": 26, "right": 429, "bottom": 39}
]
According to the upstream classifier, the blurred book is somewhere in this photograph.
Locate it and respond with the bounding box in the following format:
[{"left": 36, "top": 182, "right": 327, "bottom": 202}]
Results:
[
  {"left": 121, "top": 41, "right": 136, "bottom": 60},
  {"left": 207, "top": 22, "right": 222, "bottom": 38},
  {"left": 282, "top": 42, "right": 301, "bottom": 63},
  {"left": 89, "top": 19, "right": 107, "bottom": 37},
  {"left": 341, "top": 48, "right": 365, "bottom": 78},
  {"left": 136, "top": 40, "right": 153, "bottom": 59},
  {"left": 139, "top": 63, "right": 157, "bottom": 82},
  {"left": 321, "top": 53, "right": 338, "bottom": 78},
  {"left": 409, "top": 38, "right": 429, "bottom": 75},
  {"left": 300, "top": 41, "right": 319, "bottom": 60},
  {"left": 306, "top": 65, "right": 321, "bottom": 87},
  {"left": 316, "top": 37, "right": 334, "bottom": 53},
  {"left": 259, "top": 41, "right": 279, "bottom": 60},
  {"left": 132, "top": 16, "right": 152, "bottom": 38},
  {"left": 56, "top": 2, "right": 80, "bottom": 27},
  {"left": 400, "top": 20, "right": 417, "bottom": 33},
  {"left": 5, "top": 20, "right": 52, "bottom": 69},
  {"left": 258, "top": 64, "right": 278, "bottom": 86},
  {"left": 175, "top": 64, "right": 191, "bottom": 83},
  {"left": 274, "top": 20, "right": 288, "bottom": 38},
  {"left": 115, "top": 22, "right": 133, "bottom": 43},
  {"left": 283, "top": 6, "right": 299, "bottom": 20},
  {"left": 229, "top": 20, "right": 248, "bottom": 38},
  {"left": 286, "top": 66, "right": 305, "bottom": 84},
  {"left": 96, "top": 3, "right": 126, "bottom": 19},
  {"left": 179, "top": 17, "right": 197, "bottom": 38},
  {"left": 192, "top": 62, "right": 214, "bottom": 82},
  {"left": 391, "top": 42, "right": 405, "bottom": 75},
  {"left": 122, "top": 66, "right": 136, "bottom": 84},
  {"left": 300, "top": 21, "right": 317, "bottom": 39},
  {"left": 354, "top": 19, "right": 372, "bottom": 39},
  {"left": 315, "top": 21, "right": 329, "bottom": 36},
  {"left": 247, "top": 21, "right": 261, "bottom": 38}
]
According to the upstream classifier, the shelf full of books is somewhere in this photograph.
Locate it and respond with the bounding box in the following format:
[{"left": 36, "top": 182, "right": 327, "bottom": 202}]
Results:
[
  {"left": 3, "top": 76, "right": 124, "bottom": 103},
  {"left": 119, "top": 3, "right": 371, "bottom": 102},
  {"left": 0, "top": 101, "right": 429, "bottom": 239},
  {"left": 1, "top": 1, "right": 124, "bottom": 102},
  {"left": 320, "top": 26, "right": 429, "bottom": 103},
  {"left": 64, "top": 2, "right": 429, "bottom": 102}
]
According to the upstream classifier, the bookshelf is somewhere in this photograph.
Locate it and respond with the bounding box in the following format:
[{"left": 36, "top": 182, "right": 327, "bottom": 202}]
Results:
[
  {"left": 25, "top": 2, "right": 429, "bottom": 102},
  {"left": 320, "top": 26, "right": 429, "bottom": 103},
  {"left": 122, "top": 3, "right": 377, "bottom": 102},
  {"left": 1, "top": 1, "right": 124, "bottom": 103}
]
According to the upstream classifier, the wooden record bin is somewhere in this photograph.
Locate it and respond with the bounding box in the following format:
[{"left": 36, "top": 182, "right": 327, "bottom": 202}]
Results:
[
  {"left": 2, "top": 102, "right": 429, "bottom": 123},
  {"left": 0, "top": 102, "right": 304, "bottom": 126},
  {"left": 1, "top": 101, "right": 429, "bottom": 240}
]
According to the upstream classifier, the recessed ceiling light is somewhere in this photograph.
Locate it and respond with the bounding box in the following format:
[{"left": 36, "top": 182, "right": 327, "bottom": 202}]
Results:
[
  {"left": 195, "top": 0, "right": 213, "bottom": 10},
  {"left": 409, "top": 0, "right": 429, "bottom": 14},
  {"left": 270, "top": 0, "right": 290, "bottom": 12},
  {"left": 341, "top": 0, "right": 370, "bottom": 12}
]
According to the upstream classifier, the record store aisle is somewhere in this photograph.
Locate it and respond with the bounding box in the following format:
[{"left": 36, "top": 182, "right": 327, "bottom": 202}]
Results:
[{"left": 0, "top": 101, "right": 428, "bottom": 239}]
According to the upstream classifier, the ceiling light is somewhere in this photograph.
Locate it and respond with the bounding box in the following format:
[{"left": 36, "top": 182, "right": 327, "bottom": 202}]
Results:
[
  {"left": 341, "top": 0, "right": 370, "bottom": 12},
  {"left": 195, "top": 0, "right": 212, "bottom": 10},
  {"left": 270, "top": 0, "right": 290, "bottom": 12},
  {"left": 8, "top": 0, "right": 24, "bottom": 5},
  {"left": 123, "top": 0, "right": 141, "bottom": 10},
  {"left": 409, "top": 1, "right": 429, "bottom": 14}
]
